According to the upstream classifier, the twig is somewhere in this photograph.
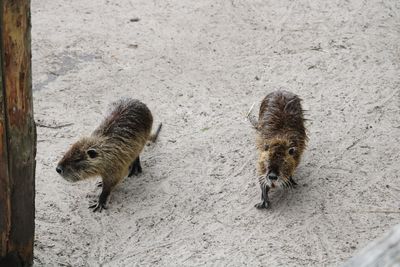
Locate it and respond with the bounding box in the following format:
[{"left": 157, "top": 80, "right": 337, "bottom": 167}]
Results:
[
  {"left": 346, "top": 138, "right": 362, "bottom": 150},
  {"left": 350, "top": 210, "right": 400, "bottom": 214},
  {"left": 246, "top": 102, "right": 258, "bottom": 129},
  {"left": 372, "top": 88, "right": 400, "bottom": 111},
  {"left": 36, "top": 122, "right": 73, "bottom": 129},
  {"left": 246, "top": 102, "right": 255, "bottom": 118}
]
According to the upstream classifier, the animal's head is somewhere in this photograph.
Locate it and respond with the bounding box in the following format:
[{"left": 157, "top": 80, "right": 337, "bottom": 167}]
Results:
[
  {"left": 259, "top": 136, "right": 304, "bottom": 187},
  {"left": 56, "top": 137, "right": 104, "bottom": 182}
]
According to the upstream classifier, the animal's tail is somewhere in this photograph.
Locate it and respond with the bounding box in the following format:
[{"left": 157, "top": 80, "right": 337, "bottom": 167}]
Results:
[{"left": 149, "top": 123, "right": 162, "bottom": 142}]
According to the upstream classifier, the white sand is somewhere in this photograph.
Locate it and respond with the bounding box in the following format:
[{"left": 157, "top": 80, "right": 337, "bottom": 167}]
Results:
[{"left": 32, "top": 0, "right": 400, "bottom": 266}]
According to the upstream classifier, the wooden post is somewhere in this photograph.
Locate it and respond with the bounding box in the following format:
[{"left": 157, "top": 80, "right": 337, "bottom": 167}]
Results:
[{"left": 0, "top": 0, "right": 36, "bottom": 266}]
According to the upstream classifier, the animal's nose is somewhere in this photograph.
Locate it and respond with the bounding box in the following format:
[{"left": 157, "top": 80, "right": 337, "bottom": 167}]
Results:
[
  {"left": 268, "top": 172, "right": 278, "bottom": 180},
  {"left": 56, "top": 166, "right": 63, "bottom": 174}
]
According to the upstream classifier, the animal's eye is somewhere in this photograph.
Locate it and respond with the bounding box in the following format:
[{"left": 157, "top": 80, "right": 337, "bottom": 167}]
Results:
[
  {"left": 87, "top": 149, "right": 98, "bottom": 159},
  {"left": 288, "top": 147, "right": 296, "bottom": 155},
  {"left": 264, "top": 144, "right": 269, "bottom": 151}
]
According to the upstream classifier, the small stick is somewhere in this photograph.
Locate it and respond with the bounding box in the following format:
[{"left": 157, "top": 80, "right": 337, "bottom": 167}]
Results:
[
  {"left": 246, "top": 102, "right": 255, "bottom": 118},
  {"left": 346, "top": 137, "right": 362, "bottom": 150},
  {"left": 36, "top": 122, "right": 73, "bottom": 129},
  {"left": 350, "top": 209, "right": 400, "bottom": 214},
  {"left": 148, "top": 123, "right": 163, "bottom": 143},
  {"left": 246, "top": 102, "right": 258, "bottom": 129}
]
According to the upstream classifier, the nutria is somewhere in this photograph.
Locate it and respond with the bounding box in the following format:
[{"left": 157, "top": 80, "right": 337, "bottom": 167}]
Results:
[
  {"left": 56, "top": 98, "right": 162, "bottom": 212},
  {"left": 253, "top": 90, "right": 308, "bottom": 209}
]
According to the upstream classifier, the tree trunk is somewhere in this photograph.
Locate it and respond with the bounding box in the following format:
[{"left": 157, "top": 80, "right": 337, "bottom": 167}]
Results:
[{"left": 0, "top": 0, "right": 36, "bottom": 266}]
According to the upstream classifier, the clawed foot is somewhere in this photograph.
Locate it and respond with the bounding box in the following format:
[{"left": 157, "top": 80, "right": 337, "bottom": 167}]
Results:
[
  {"left": 89, "top": 201, "right": 107, "bottom": 212},
  {"left": 128, "top": 157, "right": 143, "bottom": 177},
  {"left": 255, "top": 200, "right": 271, "bottom": 209},
  {"left": 128, "top": 164, "right": 142, "bottom": 177}
]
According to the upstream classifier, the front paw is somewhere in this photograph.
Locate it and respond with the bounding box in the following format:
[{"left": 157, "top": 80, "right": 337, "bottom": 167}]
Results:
[
  {"left": 89, "top": 201, "right": 107, "bottom": 212},
  {"left": 130, "top": 167, "right": 142, "bottom": 176},
  {"left": 255, "top": 201, "right": 271, "bottom": 209},
  {"left": 128, "top": 165, "right": 142, "bottom": 177}
]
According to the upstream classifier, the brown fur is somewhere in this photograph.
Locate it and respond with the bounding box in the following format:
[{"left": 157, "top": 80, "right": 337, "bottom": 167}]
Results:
[
  {"left": 56, "top": 98, "right": 161, "bottom": 212},
  {"left": 254, "top": 90, "right": 308, "bottom": 209}
]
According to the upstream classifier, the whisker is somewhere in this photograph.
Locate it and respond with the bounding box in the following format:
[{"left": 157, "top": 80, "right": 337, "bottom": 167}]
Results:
[
  {"left": 285, "top": 179, "right": 290, "bottom": 189},
  {"left": 279, "top": 179, "right": 284, "bottom": 188},
  {"left": 283, "top": 178, "right": 292, "bottom": 190},
  {"left": 279, "top": 179, "right": 285, "bottom": 189},
  {"left": 259, "top": 175, "right": 273, "bottom": 189},
  {"left": 287, "top": 178, "right": 293, "bottom": 191}
]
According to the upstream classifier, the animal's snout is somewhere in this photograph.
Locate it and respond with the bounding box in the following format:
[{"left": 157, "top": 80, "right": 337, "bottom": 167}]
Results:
[
  {"left": 56, "top": 165, "right": 63, "bottom": 175},
  {"left": 268, "top": 172, "right": 278, "bottom": 181}
]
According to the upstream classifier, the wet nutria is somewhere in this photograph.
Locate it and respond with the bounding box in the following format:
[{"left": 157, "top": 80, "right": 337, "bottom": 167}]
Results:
[
  {"left": 56, "top": 98, "right": 162, "bottom": 212},
  {"left": 253, "top": 90, "right": 308, "bottom": 209}
]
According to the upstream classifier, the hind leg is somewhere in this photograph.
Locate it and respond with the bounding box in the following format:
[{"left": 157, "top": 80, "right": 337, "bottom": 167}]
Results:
[{"left": 128, "top": 156, "right": 142, "bottom": 177}]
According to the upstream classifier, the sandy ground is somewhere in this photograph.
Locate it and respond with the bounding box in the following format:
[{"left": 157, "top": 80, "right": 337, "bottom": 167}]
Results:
[{"left": 31, "top": 0, "right": 400, "bottom": 266}]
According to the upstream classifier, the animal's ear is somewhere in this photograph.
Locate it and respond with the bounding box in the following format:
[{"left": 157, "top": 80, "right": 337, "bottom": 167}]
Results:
[
  {"left": 87, "top": 149, "right": 98, "bottom": 159},
  {"left": 284, "top": 98, "right": 301, "bottom": 114}
]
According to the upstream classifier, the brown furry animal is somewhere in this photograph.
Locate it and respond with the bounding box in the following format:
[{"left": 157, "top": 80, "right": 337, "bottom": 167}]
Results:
[
  {"left": 56, "top": 98, "right": 162, "bottom": 212},
  {"left": 254, "top": 90, "right": 308, "bottom": 209}
]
